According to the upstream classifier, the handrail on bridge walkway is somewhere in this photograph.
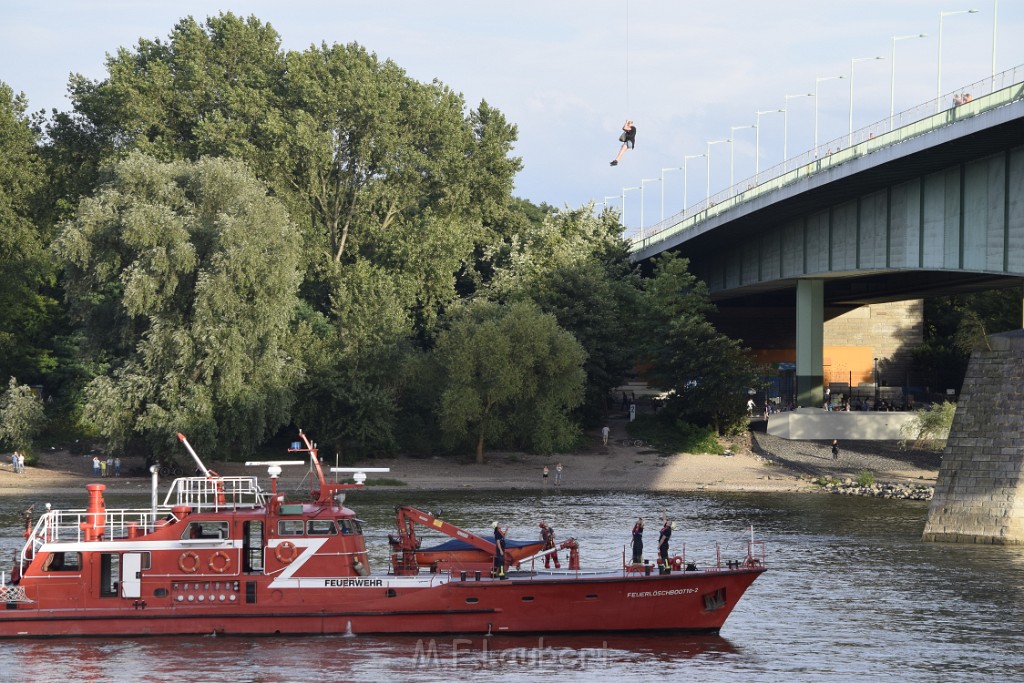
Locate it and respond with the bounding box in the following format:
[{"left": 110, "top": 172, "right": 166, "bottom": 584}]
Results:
[{"left": 626, "top": 65, "right": 1024, "bottom": 253}]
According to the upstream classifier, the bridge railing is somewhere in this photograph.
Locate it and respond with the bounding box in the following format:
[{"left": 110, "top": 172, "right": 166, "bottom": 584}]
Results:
[{"left": 630, "top": 64, "right": 1024, "bottom": 251}]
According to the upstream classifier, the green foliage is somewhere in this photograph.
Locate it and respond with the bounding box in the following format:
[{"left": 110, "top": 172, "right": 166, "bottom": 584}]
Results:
[
  {"left": 434, "top": 300, "right": 586, "bottom": 462},
  {"left": 813, "top": 475, "right": 841, "bottom": 487},
  {"left": 628, "top": 413, "right": 724, "bottom": 454},
  {"left": 0, "top": 378, "right": 47, "bottom": 452},
  {"left": 639, "top": 252, "right": 758, "bottom": 432},
  {"left": 900, "top": 401, "right": 957, "bottom": 451},
  {"left": 856, "top": 470, "right": 876, "bottom": 487},
  {"left": 54, "top": 153, "right": 303, "bottom": 457},
  {"left": 0, "top": 81, "right": 59, "bottom": 385}
]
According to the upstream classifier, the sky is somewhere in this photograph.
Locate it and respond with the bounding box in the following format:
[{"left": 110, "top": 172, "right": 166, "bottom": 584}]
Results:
[{"left": 2, "top": 1, "right": 1021, "bottom": 229}]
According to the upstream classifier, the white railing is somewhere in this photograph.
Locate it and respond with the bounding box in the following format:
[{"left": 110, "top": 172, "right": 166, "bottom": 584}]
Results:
[
  {"left": 628, "top": 65, "right": 1024, "bottom": 249},
  {"left": 162, "top": 476, "right": 266, "bottom": 512}
]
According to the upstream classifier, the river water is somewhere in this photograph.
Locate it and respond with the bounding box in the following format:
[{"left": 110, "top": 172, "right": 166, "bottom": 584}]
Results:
[{"left": 2, "top": 487, "right": 1023, "bottom": 682}]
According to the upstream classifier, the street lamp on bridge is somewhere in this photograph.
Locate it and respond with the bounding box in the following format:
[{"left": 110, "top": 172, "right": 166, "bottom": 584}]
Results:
[
  {"left": 706, "top": 139, "right": 729, "bottom": 203},
  {"left": 622, "top": 186, "right": 640, "bottom": 234},
  {"left": 729, "top": 125, "right": 754, "bottom": 189},
  {"left": 660, "top": 167, "right": 681, "bottom": 222},
  {"left": 682, "top": 154, "right": 705, "bottom": 212},
  {"left": 814, "top": 75, "right": 844, "bottom": 152},
  {"left": 640, "top": 177, "right": 659, "bottom": 236},
  {"left": 783, "top": 93, "right": 813, "bottom": 168},
  {"left": 849, "top": 56, "right": 884, "bottom": 146},
  {"left": 755, "top": 109, "right": 784, "bottom": 177},
  {"left": 891, "top": 33, "right": 927, "bottom": 129},
  {"left": 937, "top": 8, "right": 980, "bottom": 112}
]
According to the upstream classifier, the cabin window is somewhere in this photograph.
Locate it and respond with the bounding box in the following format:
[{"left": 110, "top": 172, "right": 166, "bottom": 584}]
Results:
[
  {"left": 278, "top": 520, "right": 304, "bottom": 536},
  {"left": 42, "top": 551, "right": 82, "bottom": 572},
  {"left": 338, "top": 519, "right": 354, "bottom": 535},
  {"left": 182, "top": 521, "right": 229, "bottom": 540},
  {"left": 99, "top": 553, "right": 120, "bottom": 598},
  {"left": 703, "top": 588, "right": 727, "bottom": 611},
  {"left": 307, "top": 520, "right": 337, "bottom": 536},
  {"left": 244, "top": 521, "right": 264, "bottom": 574},
  {"left": 138, "top": 552, "right": 152, "bottom": 570}
]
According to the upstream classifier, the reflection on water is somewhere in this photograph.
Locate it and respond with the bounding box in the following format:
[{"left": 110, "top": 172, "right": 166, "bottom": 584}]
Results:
[{"left": 3, "top": 488, "right": 1024, "bottom": 681}]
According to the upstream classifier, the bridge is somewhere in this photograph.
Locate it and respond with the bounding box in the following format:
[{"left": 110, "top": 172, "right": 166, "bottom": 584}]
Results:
[{"left": 627, "top": 66, "right": 1024, "bottom": 411}]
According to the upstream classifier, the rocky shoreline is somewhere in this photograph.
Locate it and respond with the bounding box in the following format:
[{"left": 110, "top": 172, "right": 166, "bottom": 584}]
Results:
[{"left": 819, "top": 478, "right": 934, "bottom": 500}]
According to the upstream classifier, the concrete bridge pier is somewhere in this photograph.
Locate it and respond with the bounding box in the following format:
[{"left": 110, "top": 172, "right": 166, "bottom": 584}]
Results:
[
  {"left": 795, "top": 279, "right": 824, "bottom": 408},
  {"left": 923, "top": 330, "right": 1024, "bottom": 544}
]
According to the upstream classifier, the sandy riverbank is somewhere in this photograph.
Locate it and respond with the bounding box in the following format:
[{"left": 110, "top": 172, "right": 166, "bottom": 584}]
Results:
[{"left": 1, "top": 422, "right": 940, "bottom": 498}]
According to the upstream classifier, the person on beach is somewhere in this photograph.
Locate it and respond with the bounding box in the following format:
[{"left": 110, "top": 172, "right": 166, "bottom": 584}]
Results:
[
  {"left": 92, "top": 456, "right": 101, "bottom": 477},
  {"left": 542, "top": 465, "right": 549, "bottom": 486},
  {"left": 631, "top": 517, "right": 645, "bottom": 564},
  {"left": 555, "top": 463, "right": 563, "bottom": 486},
  {"left": 831, "top": 440, "right": 840, "bottom": 461}
]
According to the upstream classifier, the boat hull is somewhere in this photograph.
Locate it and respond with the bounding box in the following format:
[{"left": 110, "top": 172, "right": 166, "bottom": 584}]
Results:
[{"left": 0, "top": 568, "right": 762, "bottom": 638}]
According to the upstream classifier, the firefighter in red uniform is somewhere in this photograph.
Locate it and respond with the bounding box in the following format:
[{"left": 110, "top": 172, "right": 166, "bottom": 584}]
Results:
[{"left": 539, "top": 521, "right": 560, "bottom": 569}]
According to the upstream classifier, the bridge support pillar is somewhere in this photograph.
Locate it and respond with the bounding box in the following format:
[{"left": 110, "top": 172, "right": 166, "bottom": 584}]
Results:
[
  {"left": 795, "top": 279, "right": 824, "bottom": 408},
  {"left": 923, "top": 330, "right": 1024, "bottom": 544}
]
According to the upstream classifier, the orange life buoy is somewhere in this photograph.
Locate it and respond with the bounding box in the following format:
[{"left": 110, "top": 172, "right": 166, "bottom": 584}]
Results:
[
  {"left": 671, "top": 555, "right": 684, "bottom": 571},
  {"left": 275, "top": 541, "right": 299, "bottom": 564},
  {"left": 178, "top": 551, "right": 200, "bottom": 573},
  {"left": 208, "top": 550, "right": 231, "bottom": 573}
]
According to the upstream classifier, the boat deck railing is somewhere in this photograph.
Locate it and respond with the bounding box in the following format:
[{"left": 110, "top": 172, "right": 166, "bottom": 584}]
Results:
[
  {"left": 25, "top": 506, "right": 178, "bottom": 556},
  {"left": 162, "top": 476, "right": 266, "bottom": 512}
]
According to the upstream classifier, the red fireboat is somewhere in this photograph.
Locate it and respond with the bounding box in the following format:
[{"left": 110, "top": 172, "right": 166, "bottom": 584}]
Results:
[{"left": 0, "top": 432, "right": 765, "bottom": 638}]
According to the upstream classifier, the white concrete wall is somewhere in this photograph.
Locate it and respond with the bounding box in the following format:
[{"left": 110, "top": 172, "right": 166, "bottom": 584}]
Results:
[{"left": 767, "top": 408, "right": 916, "bottom": 440}]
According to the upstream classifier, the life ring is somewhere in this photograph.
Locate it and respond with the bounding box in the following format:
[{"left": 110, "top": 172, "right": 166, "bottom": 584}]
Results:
[
  {"left": 275, "top": 541, "right": 299, "bottom": 564},
  {"left": 671, "top": 556, "right": 684, "bottom": 571},
  {"left": 178, "top": 551, "right": 200, "bottom": 573},
  {"left": 208, "top": 550, "right": 231, "bottom": 573}
]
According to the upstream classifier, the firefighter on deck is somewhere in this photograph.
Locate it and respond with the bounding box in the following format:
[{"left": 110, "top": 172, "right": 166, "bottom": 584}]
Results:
[
  {"left": 539, "top": 521, "right": 560, "bottom": 569},
  {"left": 492, "top": 521, "right": 507, "bottom": 577}
]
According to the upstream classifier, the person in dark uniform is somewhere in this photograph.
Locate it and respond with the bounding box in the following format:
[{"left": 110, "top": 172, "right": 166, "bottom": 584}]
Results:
[
  {"left": 492, "top": 521, "right": 507, "bottom": 577},
  {"left": 610, "top": 120, "right": 636, "bottom": 166},
  {"left": 539, "top": 521, "right": 560, "bottom": 569},
  {"left": 658, "top": 515, "right": 675, "bottom": 570},
  {"left": 631, "top": 517, "right": 645, "bottom": 564}
]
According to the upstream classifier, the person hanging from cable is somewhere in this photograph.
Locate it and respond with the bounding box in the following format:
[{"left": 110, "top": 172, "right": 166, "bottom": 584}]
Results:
[{"left": 610, "top": 119, "right": 636, "bottom": 166}]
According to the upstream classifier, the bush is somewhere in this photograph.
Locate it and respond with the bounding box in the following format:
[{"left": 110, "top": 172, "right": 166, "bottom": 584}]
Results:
[
  {"left": 899, "top": 402, "right": 956, "bottom": 451},
  {"left": 628, "top": 413, "right": 724, "bottom": 454},
  {"left": 856, "top": 469, "right": 875, "bottom": 487}
]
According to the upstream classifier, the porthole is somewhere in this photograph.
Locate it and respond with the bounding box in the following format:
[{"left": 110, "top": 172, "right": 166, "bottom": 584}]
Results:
[
  {"left": 585, "top": 594, "right": 598, "bottom": 600},
  {"left": 465, "top": 597, "right": 479, "bottom": 604},
  {"left": 521, "top": 596, "right": 535, "bottom": 602}
]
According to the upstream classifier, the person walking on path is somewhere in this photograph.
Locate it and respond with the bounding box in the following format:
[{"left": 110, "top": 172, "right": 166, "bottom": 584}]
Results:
[
  {"left": 17, "top": 452, "right": 25, "bottom": 474},
  {"left": 555, "top": 463, "right": 563, "bottom": 486},
  {"left": 831, "top": 440, "right": 840, "bottom": 461},
  {"left": 601, "top": 425, "right": 610, "bottom": 446},
  {"left": 631, "top": 517, "right": 645, "bottom": 564}
]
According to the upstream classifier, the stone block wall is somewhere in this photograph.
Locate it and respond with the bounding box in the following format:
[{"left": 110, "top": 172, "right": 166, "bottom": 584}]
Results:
[
  {"left": 824, "top": 300, "right": 923, "bottom": 385},
  {"left": 922, "top": 329, "right": 1024, "bottom": 544}
]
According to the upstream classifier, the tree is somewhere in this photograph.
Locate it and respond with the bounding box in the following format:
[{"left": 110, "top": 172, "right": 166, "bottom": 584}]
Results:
[
  {"left": 490, "top": 205, "right": 641, "bottom": 423},
  {"left": 54, "top": 153, "right": 303, "bottom": 457},
  {"left": 640, "top": 253, "right": 757, "bottom": 432},
  {"left": 434, "top": 301, "right": 586, "bottom": 463},
  {"left": 0, "top": 378, "right": 47, "bottom": 454},
  {"left": 0, "top": 81, "right": 57, "bottom": 386}
]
